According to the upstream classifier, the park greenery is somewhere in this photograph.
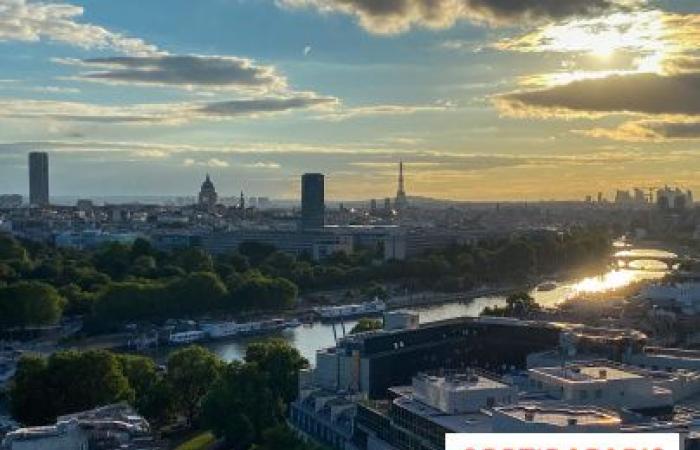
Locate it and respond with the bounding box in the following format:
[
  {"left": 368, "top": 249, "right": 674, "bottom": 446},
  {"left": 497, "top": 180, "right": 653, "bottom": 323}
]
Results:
[
  {"left": 481, "top": 292, "right": 542, "bottom": 319},
  {"left": 350, "top": 318, "right": 383, "bottom": 334},
  {"left": 10, "top": 340, "right": 314, "bottom": 450},
  {"left": 0, "top": 226, "right": 610, "bottom": 331}
]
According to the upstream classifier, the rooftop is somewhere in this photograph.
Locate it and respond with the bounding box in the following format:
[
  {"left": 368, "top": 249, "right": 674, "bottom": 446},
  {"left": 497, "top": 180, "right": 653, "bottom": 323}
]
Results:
[
  {"left": 393, "top": 396, "right": 493, "bottom": 433},
  {"left": 414, "top": 372, "right": 508, "bottom": 392},
  {"left": 531, "top": 365, "right": 642, "bottom": 383},
  {"left": 495, "top": 404, "right": 621, "bottom": 427}
]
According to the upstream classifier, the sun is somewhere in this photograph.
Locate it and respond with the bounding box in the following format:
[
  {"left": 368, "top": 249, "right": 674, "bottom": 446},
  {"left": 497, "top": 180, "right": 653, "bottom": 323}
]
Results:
[
  {"left": 589, "top": 45, "right": 615, "bottom": 59},
  {"left": 502, "top": 10, "right": 669, "bottom": 78}
]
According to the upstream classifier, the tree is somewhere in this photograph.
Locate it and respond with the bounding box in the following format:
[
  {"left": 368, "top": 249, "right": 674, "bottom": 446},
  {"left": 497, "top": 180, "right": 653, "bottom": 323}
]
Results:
[
  {"left": 9, "top": 355, "right": 53, "bottom": 425},
  {"left": 482, "top": 292, "right": 540, "bottom": 319},
  {"left": 167, "top": 345, "right": 223, "bottom": 426},
  {"left": 202, "top": 362, "right": 281, "bottom": 449},
  {"left": 174, "top": 248, "right": 214, "bottom": 273},
  {"left": 93, "top": 242, "right": 132, "bottom": 280},
  {"left": 117, "top": 354, "right": 176, "bottom": 425},
  {"left": 130, "top": 255, "right": 157, "bottom": 278},
  {"left": 245, "top": 340, "right": 308, "bottom": 405},
  {"left": 130, "top": 238, "right": 155, "bottom": 260},
  {"left": 117, "top": 354, "right": 159, "bottom": 412},
  {"left": 0, "top": 281, "right": 64, "bottom": 329},
  {"left": 138, "top": 378, "right": 176, "bottom": 426},
  {"left": 93, "top": 281, "right": 166, "bottom": 325},
  {"left": 251, "top": 425, "right": 324, "bottom": 450},
  {"left": 227, "top": 252, "right": 250, "bottom": 273},
  {"left": 239, "top": 242, "right": 276, "bottom": 267},
  {"left": 10, "top": 350, "right": 134, "bottom": 425},
  {"left": 168, "top": 272, "right": 227, "bottom": 315},
  {"left": 59, "top": 283, "right": 96, "bottom": 316},
  {"left": 229, "top": 272, "right": 298, "bottom": 311},
  {"left": 48, "top": 350, "right": 134, "bottom": 416},
  {"left": 0, "top": 234, "right": 29, "bottom": 263},
  {"left": 350, "top": 318, "right": 383, "bottom": 335}
]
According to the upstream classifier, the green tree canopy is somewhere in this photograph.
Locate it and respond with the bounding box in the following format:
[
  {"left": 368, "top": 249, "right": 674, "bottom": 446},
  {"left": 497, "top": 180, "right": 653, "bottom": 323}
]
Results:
[
  {"left": 245, "top": 340, "right": 308, "bottom": 405},
  {"left": 202, "top": 362, "right": 281, "bottom": 449},
  {"left": 350, "top": 318, "right": 383, "bottom": 335},
  {"left": 167, "top": 345, "right": 223, "bottom": 426},
  {"left": 10, "top": 350, "right": 134, "bottom": 425},
  {"left": 0, "top": 281, "right": 64, "bottom": 329}
]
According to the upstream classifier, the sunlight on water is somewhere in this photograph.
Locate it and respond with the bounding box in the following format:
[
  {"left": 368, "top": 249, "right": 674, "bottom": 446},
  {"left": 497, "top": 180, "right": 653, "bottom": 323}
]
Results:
[
  {"left": 572, "top": 269, "right": 645, "bottom": 294},
  {"left": 205, "top": 247, "right": 676, "bottom": 364}
]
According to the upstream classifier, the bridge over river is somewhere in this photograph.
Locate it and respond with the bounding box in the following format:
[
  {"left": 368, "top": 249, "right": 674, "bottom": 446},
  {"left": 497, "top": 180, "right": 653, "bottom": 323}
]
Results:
[{"left": 612, "top": 248, "right": 682, "bottom": 270}]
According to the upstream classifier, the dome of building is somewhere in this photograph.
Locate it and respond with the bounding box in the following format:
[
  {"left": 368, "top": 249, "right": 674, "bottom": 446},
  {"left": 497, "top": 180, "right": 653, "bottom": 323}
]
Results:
[{"left": 198, "top": 174, "right": 218, "bottom": 208}]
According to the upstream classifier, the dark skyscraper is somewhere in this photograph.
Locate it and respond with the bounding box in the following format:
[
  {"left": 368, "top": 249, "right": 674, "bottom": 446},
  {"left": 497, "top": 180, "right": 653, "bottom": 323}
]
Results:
[
  {"left": 28, "top": 152, "right": 49, "bottom": 206},
  {"left": 301, "top": 173, "right": 325, "bottom": 230}
]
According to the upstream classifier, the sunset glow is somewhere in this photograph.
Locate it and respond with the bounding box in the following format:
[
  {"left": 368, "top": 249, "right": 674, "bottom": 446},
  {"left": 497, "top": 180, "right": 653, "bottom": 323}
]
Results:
[{"left": 0, "top": 0, "right": 699, "bottom": 199}]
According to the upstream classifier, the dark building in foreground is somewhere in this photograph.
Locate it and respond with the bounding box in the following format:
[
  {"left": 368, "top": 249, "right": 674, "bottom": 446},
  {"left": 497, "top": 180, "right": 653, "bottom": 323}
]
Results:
[
  {"left": 302, "top": 173, "right": 325, "bottom": 230},
  {"left": 28, "top": 152, "right": 49, "bottom": 207},
  {"left": 302, "top": 316, "right": 562, "bottom": 400}
]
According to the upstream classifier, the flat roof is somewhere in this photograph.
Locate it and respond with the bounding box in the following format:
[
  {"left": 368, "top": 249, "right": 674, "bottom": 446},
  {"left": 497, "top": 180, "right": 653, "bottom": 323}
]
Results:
[
  {"left": 531, "top": 365, "right": 642, "bottom": 382},
  {"left": 414, "top": 373, "right": 509, "bottom": 392},
  {"left": 496, "top": 405, "right": 620, "bottom": 427},
  {"left": 393, "top": 396, "right": 493, "bottom": 433}
]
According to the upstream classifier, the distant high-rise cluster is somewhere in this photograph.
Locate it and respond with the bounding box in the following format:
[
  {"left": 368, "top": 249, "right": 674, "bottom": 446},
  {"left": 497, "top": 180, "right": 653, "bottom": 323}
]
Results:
[
  {"left": 198, "top": 174, "right": 218, "bottom": 208},
  {"left": 589, "top": 186, "right": 694, "bottom": 211},
  {"left": 301, "top": 173, "right": 325, "bottom": 230},
  {"left": 28, "top": 152, "right": 49, "bottom": 207},
  {"left": 657, "top": 186, "right": 693, "bottom": 211}
]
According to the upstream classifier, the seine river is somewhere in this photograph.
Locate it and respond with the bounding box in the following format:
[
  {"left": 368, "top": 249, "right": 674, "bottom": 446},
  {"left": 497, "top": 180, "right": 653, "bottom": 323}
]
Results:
[{"left": 205, "top": 248, "right": 674, "bottom": 364}]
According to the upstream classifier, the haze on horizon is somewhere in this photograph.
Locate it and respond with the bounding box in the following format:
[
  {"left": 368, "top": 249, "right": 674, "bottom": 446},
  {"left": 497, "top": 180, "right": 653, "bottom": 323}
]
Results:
[{"left": 1, "top": 0, "right": 699, "bottom": 201}]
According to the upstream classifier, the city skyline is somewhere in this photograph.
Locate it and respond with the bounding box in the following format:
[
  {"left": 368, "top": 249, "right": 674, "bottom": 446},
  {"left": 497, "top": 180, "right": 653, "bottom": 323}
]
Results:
[{"left": 1, "top": 0, "right": 700, "bottom": 200}]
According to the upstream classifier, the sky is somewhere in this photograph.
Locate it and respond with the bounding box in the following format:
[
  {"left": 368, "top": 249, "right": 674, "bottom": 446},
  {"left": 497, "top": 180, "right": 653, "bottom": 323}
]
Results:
[{"left": 1, "top": 0, "right": 700, "bottom": 201}]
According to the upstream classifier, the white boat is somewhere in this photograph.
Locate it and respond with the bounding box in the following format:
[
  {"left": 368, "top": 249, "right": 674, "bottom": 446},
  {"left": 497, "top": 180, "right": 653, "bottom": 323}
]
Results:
[
  {"left": 314, "top": 299, "right": 386, "bottom": 320},
  {"left": 200, "top": 318, "right": 294, "bottom": 340},
  {"left": 169, "top": 330, "right": 206, "bottom": 344},
  {"left": 200, "top": 321, "right": 247, "bottom": 339},
  {"left": 286, "top": 318, "right": 302, "bottom": 328},
  {"left": 536, "top": 281, "right": 558, "bottom": 292}
]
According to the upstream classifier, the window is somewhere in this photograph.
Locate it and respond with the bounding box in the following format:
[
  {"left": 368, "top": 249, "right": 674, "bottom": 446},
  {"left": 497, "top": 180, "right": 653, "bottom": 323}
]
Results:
[
  {"left": 579, "top": 390, "right": 588, "bottom": 400},
  {"left": 595, "top": 389, "right": 602, "bottom": 399}
]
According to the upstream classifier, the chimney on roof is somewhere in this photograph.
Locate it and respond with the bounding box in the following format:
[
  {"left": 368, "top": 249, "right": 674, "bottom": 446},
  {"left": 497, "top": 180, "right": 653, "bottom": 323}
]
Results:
[{"left": 599, "top": 369, "right": 607, "bottom": 379}]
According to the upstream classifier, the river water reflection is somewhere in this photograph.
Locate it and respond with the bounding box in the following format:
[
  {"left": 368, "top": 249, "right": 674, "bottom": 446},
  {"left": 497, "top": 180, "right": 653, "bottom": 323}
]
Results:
[{"left": 206, "top": 248, "right": 674, "bottom": 364}]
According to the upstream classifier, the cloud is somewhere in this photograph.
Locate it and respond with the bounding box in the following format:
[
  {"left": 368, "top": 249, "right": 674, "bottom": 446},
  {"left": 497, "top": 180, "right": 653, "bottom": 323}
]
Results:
[
  {"left": 494, "top": 10, "right": 700, "bottom": 75},
  {"left": 0, "top": 99, "right": 179, "bottom": 124},
  {"left": 199, "top": 94, "right": 338, "bottom": 117},
  {"left": 0, "top": 94, "right": 340, "bottom": 124},
  {"left": 31, "top": 86, "right": 80, "bottom": 94},
  {"left": 0, "top": 0, "right": 159, "bottom": 55},
  {"left": 319, "top": 102, "right": 454, "bottom": 121},
  {"left": 496, "top": 72, "right": 700, "bottom": 118},
  {"left": 243, "top": 162, "right": 282, "bottom": 169},
  {"left": 61, "top": 55, "right": 288, "bottom": 93},
  {"left": 183, "top": 158, "right": 230, "bottom": 168},
  {"left": 580, "top": 119, "right": 700, "bottom": 141},
  {"left": 278, "top": 0, "right": 632, "bottom": 34}
]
